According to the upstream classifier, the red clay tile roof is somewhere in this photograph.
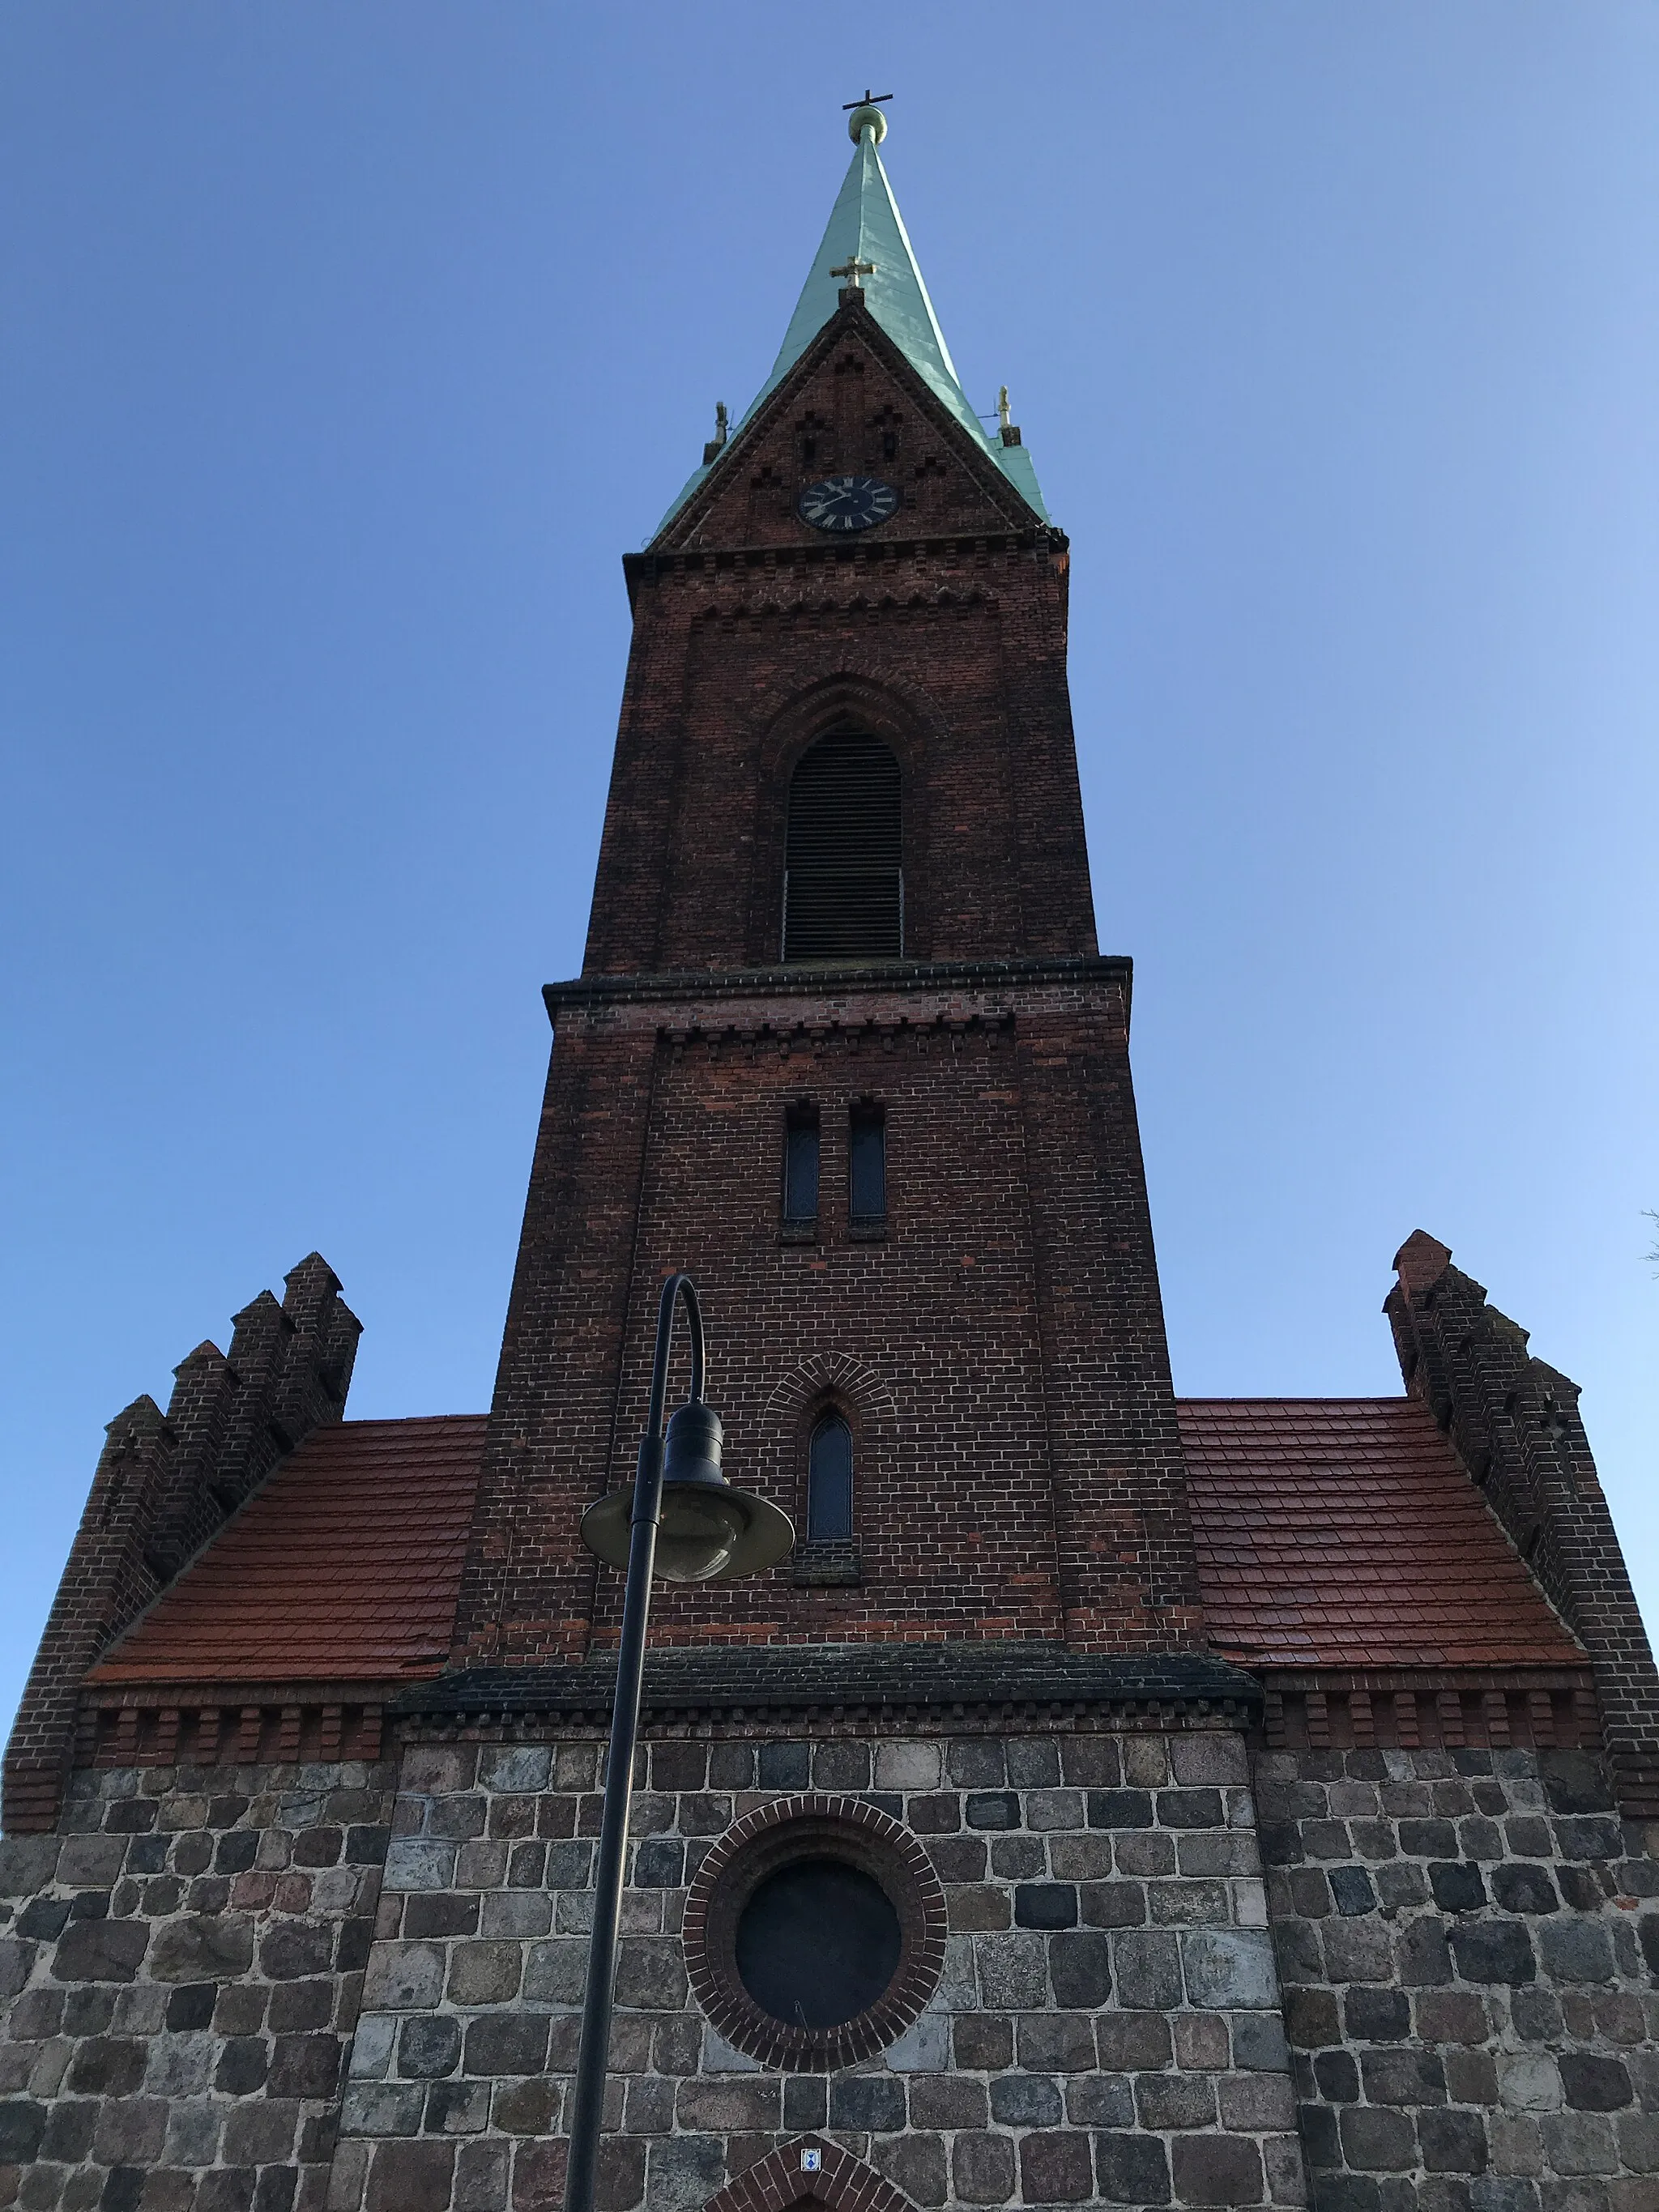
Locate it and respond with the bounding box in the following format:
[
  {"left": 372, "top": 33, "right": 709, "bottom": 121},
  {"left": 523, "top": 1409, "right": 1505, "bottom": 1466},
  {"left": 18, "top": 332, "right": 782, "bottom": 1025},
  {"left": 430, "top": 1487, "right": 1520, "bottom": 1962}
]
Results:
[
  {"left": 85, "top": 1398, "right": 1584, "bottom": 1691},
  {"left": 1180, "top": 1397, "right": 1584, "bottom": 1671},
  {"left": 87, "top": 1416, "right": 486, "bottom": 1686}
]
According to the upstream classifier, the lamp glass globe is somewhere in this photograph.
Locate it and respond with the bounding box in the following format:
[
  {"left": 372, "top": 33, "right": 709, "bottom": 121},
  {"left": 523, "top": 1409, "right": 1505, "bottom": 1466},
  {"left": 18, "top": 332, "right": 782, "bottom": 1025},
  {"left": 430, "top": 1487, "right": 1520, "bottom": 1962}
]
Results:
[{"left": 653, "top": 1484, "right": 750, "bottom": 1583}]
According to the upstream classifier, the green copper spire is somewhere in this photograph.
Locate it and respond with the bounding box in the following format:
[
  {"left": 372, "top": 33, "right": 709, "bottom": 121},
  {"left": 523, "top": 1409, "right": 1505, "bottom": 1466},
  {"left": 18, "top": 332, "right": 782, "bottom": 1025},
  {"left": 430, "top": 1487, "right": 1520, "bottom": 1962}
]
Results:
[
  {"left": 758, "top": 102, "right": 983, "bottom": 449},
  {"left": 655, "top": 103, "right": 1048, "bottom": 535}
]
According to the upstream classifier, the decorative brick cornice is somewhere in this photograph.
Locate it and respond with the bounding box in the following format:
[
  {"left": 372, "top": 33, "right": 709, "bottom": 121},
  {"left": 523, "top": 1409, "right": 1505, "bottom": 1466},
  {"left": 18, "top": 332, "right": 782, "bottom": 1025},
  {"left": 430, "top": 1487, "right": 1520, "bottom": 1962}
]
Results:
[
  {"left": 545, "top": 952, "right": 1132, "bottom": 1021},
  {"left": 625, "top": 526, "right": 1062, "bottom": 593},
  {"left": 395, "top": 1642, "right": 1261, "bottom": 1728},
  {"left": 76, "top": 1689, "right": 390, "bottom": 1769},
  {"left": 688, "top": 582, "right": 1000, "bottom": 624},
  {"left": 1256, "top": 1666, "right": 1596, "bottom": 1756}
]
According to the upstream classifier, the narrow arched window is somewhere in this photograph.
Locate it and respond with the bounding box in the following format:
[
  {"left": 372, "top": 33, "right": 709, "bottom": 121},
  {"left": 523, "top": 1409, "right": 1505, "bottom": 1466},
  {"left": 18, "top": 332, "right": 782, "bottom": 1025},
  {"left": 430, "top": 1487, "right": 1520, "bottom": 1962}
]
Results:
[
  {"left": 849, "top": 1104, "right": 886, "bottom": 1224},
  {"left": 806, "top": 1414, "right": 854, "bottom": 1543},
  {"left": 783, "top": 730, "right": 902, "bottom": 962},
  {"left": 783, "top": 1103, "right": 819, "bottom": 1223}
]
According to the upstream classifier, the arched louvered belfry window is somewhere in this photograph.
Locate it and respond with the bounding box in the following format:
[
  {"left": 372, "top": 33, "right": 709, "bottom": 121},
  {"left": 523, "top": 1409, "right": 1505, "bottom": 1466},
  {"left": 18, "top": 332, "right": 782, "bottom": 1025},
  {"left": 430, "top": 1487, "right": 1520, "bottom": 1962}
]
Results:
[
  {"left": 806, "top": 1413, "right": 854, "bottom": 1543},
  {"left": 783, "top": 729, "right": 902, "bottom": 962}
]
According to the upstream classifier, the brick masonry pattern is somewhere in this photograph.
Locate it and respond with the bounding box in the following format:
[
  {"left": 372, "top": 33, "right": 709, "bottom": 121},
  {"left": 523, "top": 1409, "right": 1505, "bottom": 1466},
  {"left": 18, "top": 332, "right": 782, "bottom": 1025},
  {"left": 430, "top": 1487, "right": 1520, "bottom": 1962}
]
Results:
[
  {"left": 450, "top": 305, "right": 1206, "bottom": 1687},
  {"left": 451, "top": 971, "right": 1204, "bottom": 1677}
]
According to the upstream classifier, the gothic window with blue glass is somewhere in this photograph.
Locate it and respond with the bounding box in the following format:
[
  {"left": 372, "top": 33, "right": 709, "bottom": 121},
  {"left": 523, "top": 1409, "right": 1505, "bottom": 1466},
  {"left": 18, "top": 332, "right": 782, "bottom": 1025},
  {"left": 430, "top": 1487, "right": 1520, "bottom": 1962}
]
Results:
[{"left": 807, "top": 1414, "right": 854, "bottom": 1543}]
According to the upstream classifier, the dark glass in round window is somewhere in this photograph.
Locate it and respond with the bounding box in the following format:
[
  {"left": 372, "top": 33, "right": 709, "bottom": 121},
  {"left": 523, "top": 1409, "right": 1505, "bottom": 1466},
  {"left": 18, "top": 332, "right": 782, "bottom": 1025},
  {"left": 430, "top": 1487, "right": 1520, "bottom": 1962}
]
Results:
[{"left": 734, "top": 1856, "right": 902, "bottom": 2030}]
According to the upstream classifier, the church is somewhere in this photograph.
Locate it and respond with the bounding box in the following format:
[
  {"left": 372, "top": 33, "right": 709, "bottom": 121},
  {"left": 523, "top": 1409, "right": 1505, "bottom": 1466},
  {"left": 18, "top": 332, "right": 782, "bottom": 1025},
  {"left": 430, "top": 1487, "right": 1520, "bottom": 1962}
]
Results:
[{"left": 3, "top": 100, "right": 1657, "bottom": 2212}]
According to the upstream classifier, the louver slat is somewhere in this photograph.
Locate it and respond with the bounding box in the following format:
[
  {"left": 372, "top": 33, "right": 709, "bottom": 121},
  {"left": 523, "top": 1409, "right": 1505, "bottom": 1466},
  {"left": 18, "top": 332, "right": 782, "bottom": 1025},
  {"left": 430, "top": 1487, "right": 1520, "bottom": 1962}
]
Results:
[{"left": 784, "top": 732, "right": 902, "bottom": 961}]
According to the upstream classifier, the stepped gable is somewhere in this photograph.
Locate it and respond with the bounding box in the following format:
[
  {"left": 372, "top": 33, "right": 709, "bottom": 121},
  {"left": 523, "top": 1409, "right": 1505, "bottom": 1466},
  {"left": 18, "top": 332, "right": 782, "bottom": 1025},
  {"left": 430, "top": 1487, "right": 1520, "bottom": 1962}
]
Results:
[
  {"left": 2, "top": 1251, "right": 363, "bottom": 1830},
  {"left": 86, "top": 1414, "right": 485, "bottom": 1686},
  {"left": 1180, "top": 1395, "right": 1585, "bottom": 1670}
]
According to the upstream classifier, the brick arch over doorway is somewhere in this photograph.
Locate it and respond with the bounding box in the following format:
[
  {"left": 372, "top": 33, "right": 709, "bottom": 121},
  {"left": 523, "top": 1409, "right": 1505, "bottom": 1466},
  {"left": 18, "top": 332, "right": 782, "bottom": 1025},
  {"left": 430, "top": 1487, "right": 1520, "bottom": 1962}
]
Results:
[{"left": 702, "top": 2137, "right": 915, "bottom": 2212}]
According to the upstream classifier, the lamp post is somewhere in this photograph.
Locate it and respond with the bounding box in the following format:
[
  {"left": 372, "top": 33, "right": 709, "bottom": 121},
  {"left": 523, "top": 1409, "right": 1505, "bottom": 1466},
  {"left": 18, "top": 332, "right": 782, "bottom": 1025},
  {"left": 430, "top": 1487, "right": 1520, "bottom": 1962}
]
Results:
[{"left": 564, "top": 1273, "right": 794, "bottom": 2212}]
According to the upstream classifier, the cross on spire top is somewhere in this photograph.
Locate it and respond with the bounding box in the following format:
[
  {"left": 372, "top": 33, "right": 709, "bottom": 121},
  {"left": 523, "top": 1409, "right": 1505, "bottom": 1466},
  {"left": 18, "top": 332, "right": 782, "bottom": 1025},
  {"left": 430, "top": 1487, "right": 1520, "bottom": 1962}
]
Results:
[{"left": 843, "top": 90, "right": 892, "bottom": 146}]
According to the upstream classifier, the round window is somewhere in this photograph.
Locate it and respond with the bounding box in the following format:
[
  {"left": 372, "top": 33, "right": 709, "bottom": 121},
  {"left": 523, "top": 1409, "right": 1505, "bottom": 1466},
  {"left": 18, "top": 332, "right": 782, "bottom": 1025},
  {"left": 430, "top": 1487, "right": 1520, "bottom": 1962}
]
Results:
[
  {"left": 684, "top": 1792, "right": 947, "bottom": 2071},
  {"left": 736, "top": 1856, "right": 902, "bottom": 2029}
]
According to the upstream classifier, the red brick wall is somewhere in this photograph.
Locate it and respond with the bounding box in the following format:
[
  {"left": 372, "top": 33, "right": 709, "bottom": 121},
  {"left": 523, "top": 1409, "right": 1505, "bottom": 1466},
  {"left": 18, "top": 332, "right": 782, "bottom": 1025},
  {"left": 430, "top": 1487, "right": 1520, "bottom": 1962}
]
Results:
[
  {"left": 451, "top": 970, "right": 1201, "bottom": 1666},
  {"left": 450, "top": 301, "right": 1203, "bottom": 1669},
  {"left": 583, "top": 313, "right": 1097, "bottom": 978}
]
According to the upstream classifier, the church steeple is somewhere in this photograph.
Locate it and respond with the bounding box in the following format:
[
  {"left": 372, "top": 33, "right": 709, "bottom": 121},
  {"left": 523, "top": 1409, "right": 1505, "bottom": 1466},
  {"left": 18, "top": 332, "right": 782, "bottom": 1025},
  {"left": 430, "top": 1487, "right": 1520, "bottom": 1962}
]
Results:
[
  {"left": 657, "top": 100, "right": 1047, "bottom": 531},
  {"left": 761, "top": 98, "right": 986, "bottom": 458}
]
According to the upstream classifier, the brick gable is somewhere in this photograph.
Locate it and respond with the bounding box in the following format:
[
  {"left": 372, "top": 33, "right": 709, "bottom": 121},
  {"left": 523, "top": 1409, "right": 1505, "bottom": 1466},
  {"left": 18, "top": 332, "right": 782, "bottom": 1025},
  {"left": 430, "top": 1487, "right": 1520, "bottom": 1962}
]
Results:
[{"left": 655, "top": 296, "right": 1042, "bottom": 556}]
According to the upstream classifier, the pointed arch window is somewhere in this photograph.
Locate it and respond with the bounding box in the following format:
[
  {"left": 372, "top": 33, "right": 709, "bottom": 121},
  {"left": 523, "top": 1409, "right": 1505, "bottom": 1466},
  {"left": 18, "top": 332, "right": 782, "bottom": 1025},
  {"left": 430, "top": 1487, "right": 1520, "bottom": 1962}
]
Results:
[
  {"left": 783, "top": 1103, "right": 820, "bottom": 1225},
  {"left": 806, "top": 1414, "right": 854, "bottom": 1543},
  {"left": 783, "top": 730, "right": 902, "bottom": 962},
  {"left": 849, "top": 1103, "right": 886, "bottom": 1225}
]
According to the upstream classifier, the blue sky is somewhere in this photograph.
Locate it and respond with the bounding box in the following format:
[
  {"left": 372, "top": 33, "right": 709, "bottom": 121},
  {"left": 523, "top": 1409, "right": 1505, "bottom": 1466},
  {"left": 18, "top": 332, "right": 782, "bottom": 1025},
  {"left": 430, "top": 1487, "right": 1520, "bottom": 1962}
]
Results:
[{"left": 2, "top": 3, "right": 1656, "bottom": 1735}]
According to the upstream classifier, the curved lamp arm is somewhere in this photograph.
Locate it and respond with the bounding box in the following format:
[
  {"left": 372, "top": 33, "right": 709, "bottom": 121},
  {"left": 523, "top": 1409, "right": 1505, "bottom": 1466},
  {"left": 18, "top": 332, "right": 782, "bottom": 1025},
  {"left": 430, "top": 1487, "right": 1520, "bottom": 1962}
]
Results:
[{"left": 640, "top": 1272, "right": 705, "bottom": 1472}]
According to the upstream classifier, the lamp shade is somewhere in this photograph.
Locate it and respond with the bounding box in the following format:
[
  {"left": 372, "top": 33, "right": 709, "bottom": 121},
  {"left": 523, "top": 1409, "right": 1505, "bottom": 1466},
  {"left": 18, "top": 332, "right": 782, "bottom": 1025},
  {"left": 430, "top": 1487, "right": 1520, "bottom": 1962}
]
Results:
[{"left": 580, "top": 1402, "right": 795, "bottom": 1584}]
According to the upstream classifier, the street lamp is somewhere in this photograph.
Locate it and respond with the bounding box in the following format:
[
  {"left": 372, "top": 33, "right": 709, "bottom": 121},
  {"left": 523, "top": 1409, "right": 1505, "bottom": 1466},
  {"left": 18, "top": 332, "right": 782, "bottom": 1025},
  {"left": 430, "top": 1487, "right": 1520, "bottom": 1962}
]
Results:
[{"left": 564, "top": 1273, "right": 795, "bottom": 2212}]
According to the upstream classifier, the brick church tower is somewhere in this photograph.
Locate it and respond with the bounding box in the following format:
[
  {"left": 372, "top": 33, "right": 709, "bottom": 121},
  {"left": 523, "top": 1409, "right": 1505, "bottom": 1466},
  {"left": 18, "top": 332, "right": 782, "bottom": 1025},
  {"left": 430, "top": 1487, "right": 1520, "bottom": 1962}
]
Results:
[
  {"left": 448, "top": 96, "right": 1207, "bottom": 1686},
  {"left": 5, "top": 100, "right": 1659, "bottom": 2212}
]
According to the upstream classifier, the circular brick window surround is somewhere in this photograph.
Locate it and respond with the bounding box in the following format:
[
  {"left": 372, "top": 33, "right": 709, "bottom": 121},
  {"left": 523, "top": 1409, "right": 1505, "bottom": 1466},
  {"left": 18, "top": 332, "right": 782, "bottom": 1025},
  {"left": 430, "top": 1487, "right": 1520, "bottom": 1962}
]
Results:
[{"left": 684, "top": 1792, "right": 947, "bottom": 2070}]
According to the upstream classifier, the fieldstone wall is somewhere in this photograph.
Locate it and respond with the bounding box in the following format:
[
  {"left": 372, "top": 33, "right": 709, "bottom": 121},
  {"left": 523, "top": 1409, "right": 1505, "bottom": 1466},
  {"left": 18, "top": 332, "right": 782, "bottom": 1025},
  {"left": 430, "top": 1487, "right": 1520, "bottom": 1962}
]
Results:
[
  {"left": 1256, "top": 1745, "right": 1659, "bottom": 2212},
  {"left": 0, "top": 1758, "right": 394, "bottom": 2212},
  {"left": 23, "top": 1733, "right": 1651, "bottom": 2212},
  {"left": 331, "top": 1725, "right": 1303, "bottom": 2212}
]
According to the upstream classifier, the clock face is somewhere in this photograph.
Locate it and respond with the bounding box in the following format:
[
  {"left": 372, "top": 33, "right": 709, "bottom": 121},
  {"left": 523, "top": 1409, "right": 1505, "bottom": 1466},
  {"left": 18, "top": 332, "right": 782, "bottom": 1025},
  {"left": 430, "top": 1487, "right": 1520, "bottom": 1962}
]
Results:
[{"left": 797, "top": 475, "right": 901, "bottom": 533}]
